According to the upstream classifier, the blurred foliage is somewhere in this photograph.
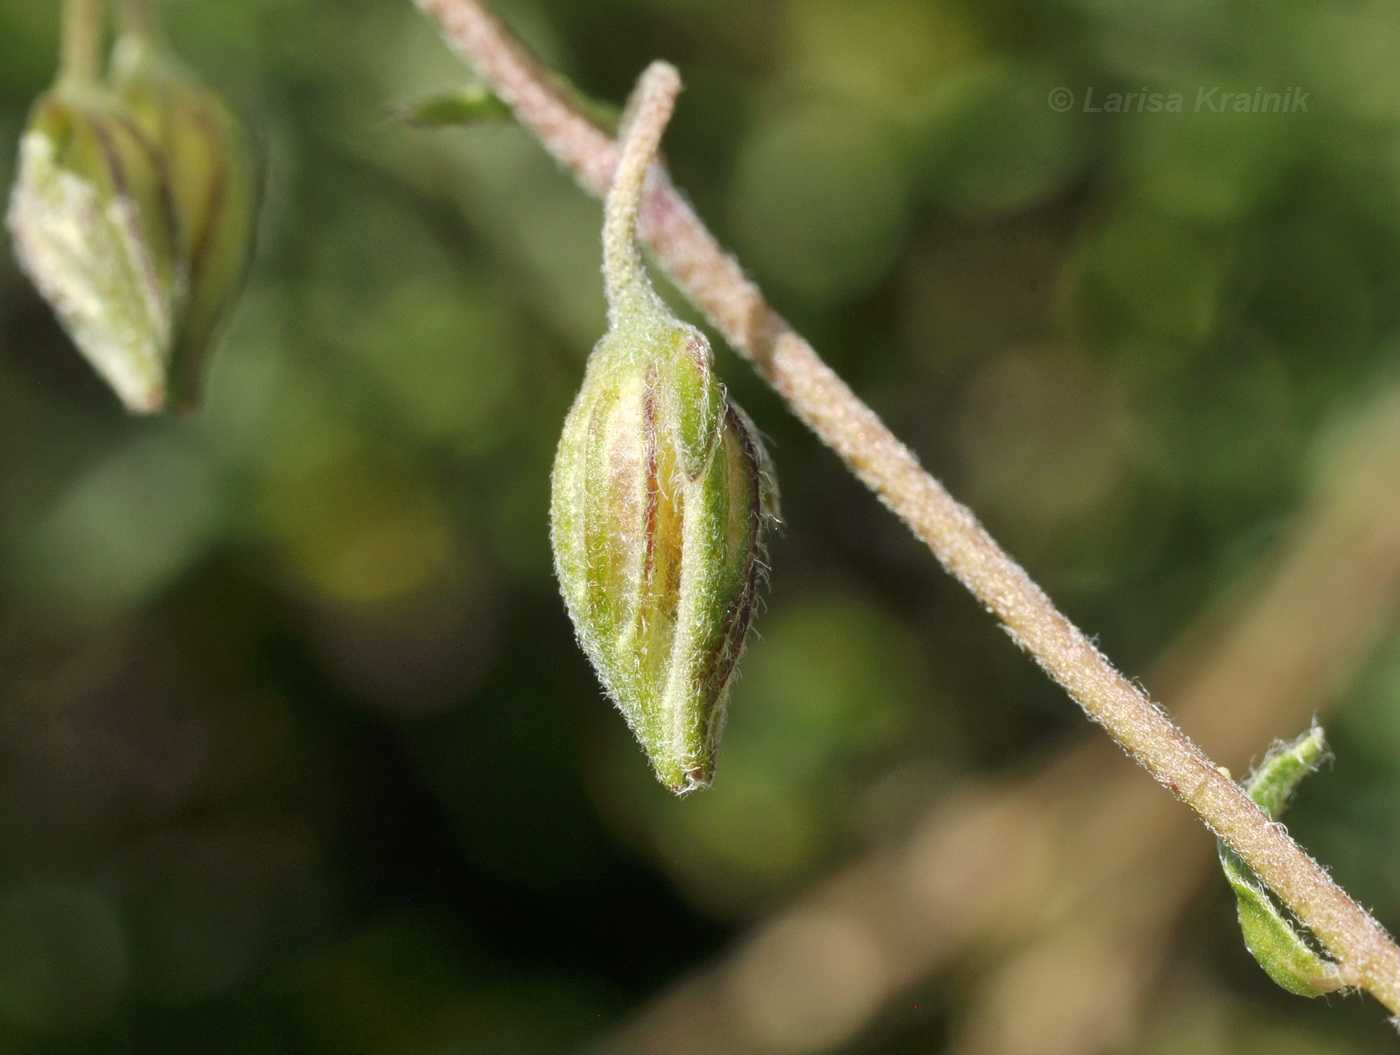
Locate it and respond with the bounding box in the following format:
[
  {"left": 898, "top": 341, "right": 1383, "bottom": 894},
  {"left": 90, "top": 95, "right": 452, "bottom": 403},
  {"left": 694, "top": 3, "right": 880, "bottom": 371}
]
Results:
[{"left": 1, "top": 0, "right": 1400, "bottom": 1052}]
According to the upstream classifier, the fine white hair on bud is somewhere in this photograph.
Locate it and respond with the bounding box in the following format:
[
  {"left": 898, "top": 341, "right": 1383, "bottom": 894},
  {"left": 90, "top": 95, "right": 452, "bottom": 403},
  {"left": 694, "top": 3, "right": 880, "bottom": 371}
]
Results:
[{"left": 550, "top": 62, "right": 770, "bottom": 793}]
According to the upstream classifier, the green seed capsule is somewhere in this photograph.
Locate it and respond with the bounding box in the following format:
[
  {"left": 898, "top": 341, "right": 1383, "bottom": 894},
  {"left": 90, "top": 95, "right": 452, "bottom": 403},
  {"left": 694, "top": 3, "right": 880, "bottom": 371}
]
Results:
[
  {"left": 550, "top": 63, "right": 768, "bottom": 793},
  {"left": 112, "top": 24, "right": 256, "bottom": 412},
  {"left": 7, "top": 87, "right": 181, "bottom": 413}
]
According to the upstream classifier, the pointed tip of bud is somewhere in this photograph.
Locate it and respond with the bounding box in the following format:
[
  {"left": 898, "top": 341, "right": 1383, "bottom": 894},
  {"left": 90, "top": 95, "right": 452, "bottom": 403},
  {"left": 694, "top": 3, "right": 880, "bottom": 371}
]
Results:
[{"left": 677, "top": 765, "right": 714, "bottom": 795}]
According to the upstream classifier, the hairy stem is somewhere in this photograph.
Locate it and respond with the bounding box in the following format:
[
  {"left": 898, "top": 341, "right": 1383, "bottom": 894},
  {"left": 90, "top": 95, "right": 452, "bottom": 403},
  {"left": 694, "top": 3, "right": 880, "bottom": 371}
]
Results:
[
  {"left": 602, "top": 62, "right": 677, "bottom": 324},
  {"left": 604, "top": 391, "right": 1400, "bottom": 1054},
  {"left": 412, "top": 0, "right": 1400, "bottom": 1017},
  {"left": 58, "top": 0, "right": 107, "bottom": 90}
]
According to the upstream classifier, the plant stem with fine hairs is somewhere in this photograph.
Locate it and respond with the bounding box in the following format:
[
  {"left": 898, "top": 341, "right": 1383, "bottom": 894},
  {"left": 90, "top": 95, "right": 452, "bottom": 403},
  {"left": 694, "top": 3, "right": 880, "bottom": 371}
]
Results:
[
  {"left": 412, "top": 0, "right": 1400, "bottom": 1019},
  {"left": 600, "top": 63, "right": 676, "bottom": 325}
]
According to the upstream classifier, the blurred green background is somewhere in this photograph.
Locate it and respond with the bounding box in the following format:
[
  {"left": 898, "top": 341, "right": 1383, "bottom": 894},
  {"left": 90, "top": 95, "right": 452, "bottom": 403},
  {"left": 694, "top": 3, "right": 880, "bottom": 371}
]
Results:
[{"left": 4, "top": 0, "right": 1400, "bottom": 1052}]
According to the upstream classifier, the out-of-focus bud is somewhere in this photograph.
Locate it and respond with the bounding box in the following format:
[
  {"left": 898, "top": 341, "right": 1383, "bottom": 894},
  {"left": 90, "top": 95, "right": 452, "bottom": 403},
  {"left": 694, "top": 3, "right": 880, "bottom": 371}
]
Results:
[
  {"left": 550, "top": 63, "right": 769, "bottom": 793},
  {"left": 7, "top": 88, "right": 181, "bottom": 413},
  {"left": 112, "top": 28, "right": 256, "bottom": 411}
]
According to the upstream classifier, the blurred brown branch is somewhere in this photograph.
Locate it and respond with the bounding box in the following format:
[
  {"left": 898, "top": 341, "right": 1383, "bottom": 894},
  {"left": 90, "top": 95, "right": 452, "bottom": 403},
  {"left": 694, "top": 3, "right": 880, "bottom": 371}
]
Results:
[
  {"left": 600, "top": 389, "right": 1400, "bottom": 1054},
  {"left": 413, "top": 0, "right": 1400, "bottom": 1024}
]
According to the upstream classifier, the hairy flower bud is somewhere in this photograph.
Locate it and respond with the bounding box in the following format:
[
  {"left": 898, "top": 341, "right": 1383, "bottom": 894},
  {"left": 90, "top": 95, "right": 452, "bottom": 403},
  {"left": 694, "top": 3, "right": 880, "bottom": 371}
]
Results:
[
  {"left": 7, "top": 88, "right": 181, "bottom": 412},
  {"left": 550, "top": 63, "right": 769, "bottom": 793},
  {"left": 552, "top": 327, "right": 764, "bottom": 792},
  {"left": 112, "top": 29, "right": 256, "bottom": 411}
]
